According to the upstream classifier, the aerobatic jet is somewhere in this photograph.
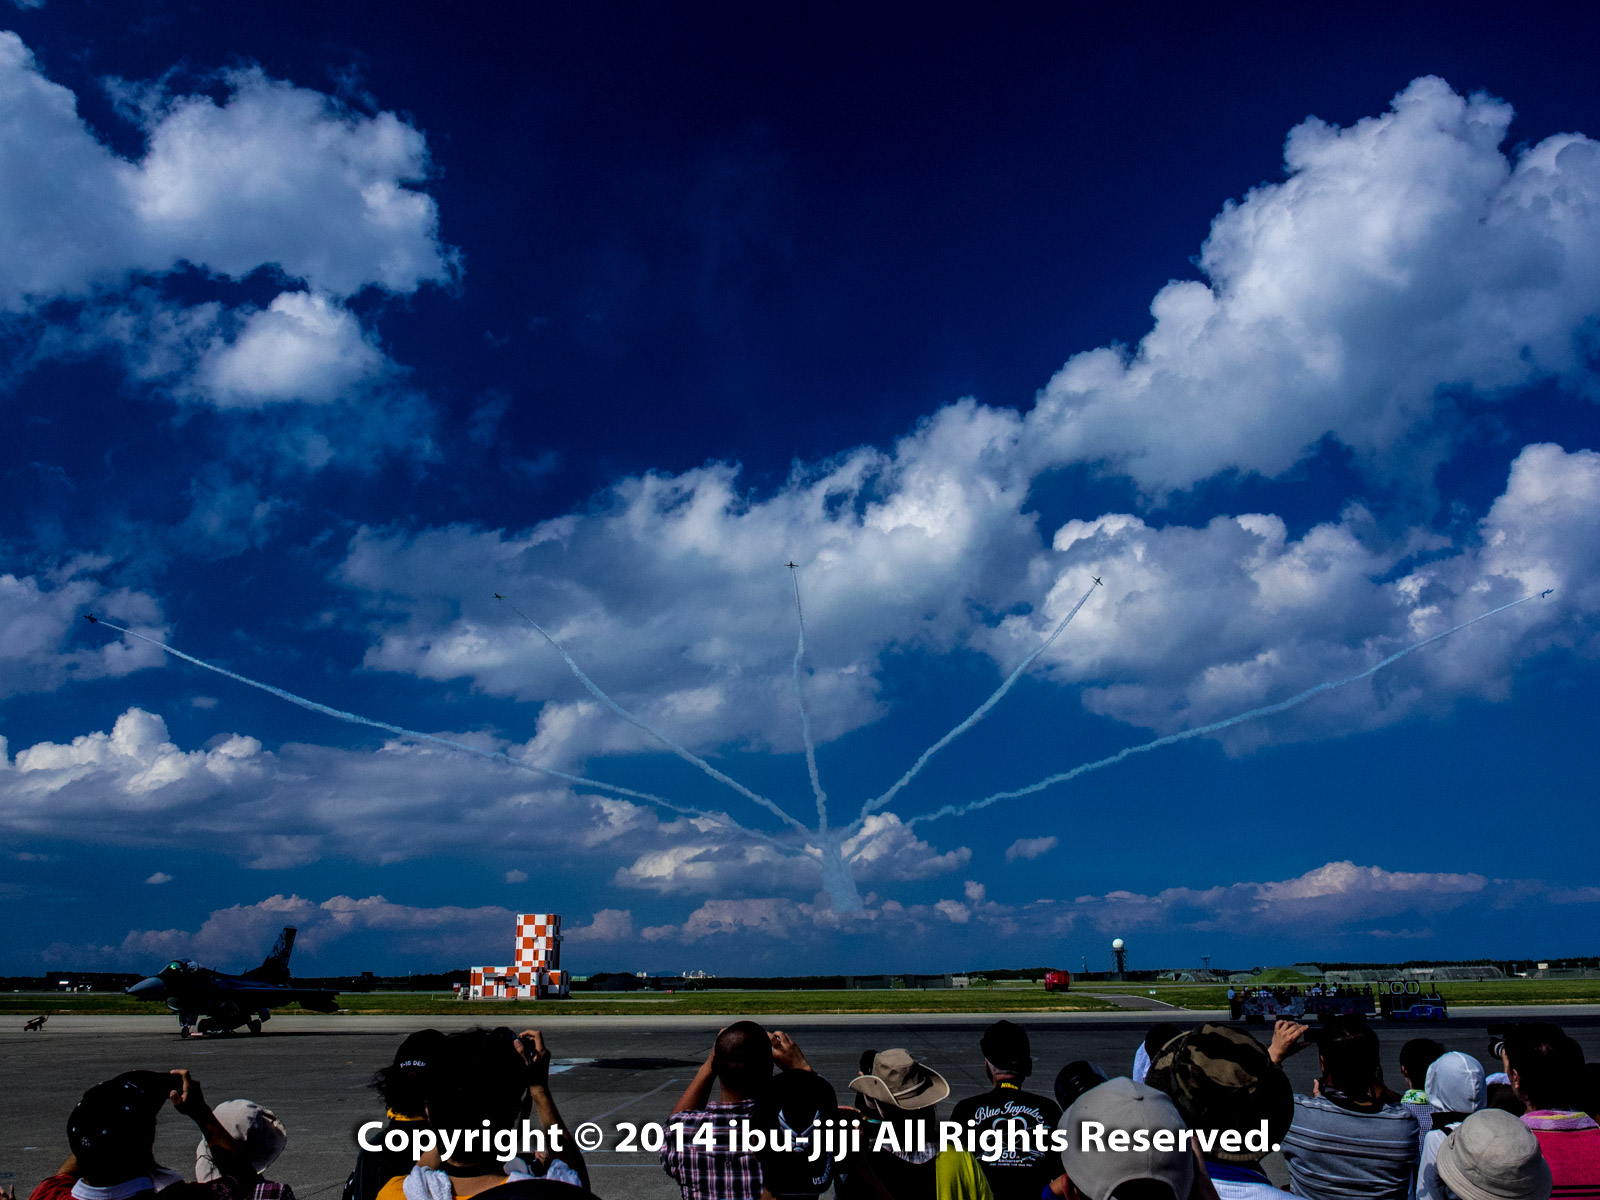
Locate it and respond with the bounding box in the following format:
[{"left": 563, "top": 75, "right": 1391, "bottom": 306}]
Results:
[{"left": 126, "top": 927, "right": 339, "bottom": 1037}]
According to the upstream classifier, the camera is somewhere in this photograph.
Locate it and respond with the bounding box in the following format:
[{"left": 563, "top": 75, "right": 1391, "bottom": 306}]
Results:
[
  {"left": 109, "top": 1070, "right": 180, "bottom": 1107},
  {"left": 1486, "top": 1023, "right": 1514, "bottom": 1060},
  {"left": 1053, "top": 1060, "right": 1109, "bottom": 1110},
  {"left": 1484, "top": 1021, "right": 1560, "bottom": 1062}
]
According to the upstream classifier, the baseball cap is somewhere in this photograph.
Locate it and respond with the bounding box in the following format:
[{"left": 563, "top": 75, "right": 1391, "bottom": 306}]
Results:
[
  {"left": 1436, "top": 1109, "right": 1553, "bottom": 1200},
  {"left": 1143, "top": 1023, "right": 1291, "bottom": 1163},
  {"left": 1059, "top": 1078, "right": 1194, "bottom": 1200},
  {"left": 981, "top": 1020, "right": 1032, "bottom": 1076},
  {"left": 68, "top": 1079, "right": 162, "bottom": 1172},
  {"left": 394, "top": 1028, "right": 446, "bottom": 1072}
]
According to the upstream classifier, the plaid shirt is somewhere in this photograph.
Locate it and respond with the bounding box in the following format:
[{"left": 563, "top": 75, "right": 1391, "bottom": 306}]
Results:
[{"left": 660, "top": 1099, "right": 763, "bottom": 1200}]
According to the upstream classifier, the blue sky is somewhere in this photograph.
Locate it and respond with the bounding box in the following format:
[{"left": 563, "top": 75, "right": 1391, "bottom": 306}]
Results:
[{"left": 4, "top": 1, "right": 1600, "bottom": 978}]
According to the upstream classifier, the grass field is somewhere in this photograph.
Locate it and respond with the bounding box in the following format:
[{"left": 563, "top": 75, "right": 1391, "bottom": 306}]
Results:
[
  {"left": 8, "top": 978, "right": 1598, "bottom": 1018},
  {"left": 1084, "top": 979, "right": 1600, "bottom": 1007},
  {"left": 0, "top": 989, "right": 1116, "bottom": 1018}
]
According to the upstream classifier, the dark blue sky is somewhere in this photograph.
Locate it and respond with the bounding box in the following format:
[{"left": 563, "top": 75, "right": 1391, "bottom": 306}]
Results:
[{"left": 3, "top": 0, "right": 1599, "bottom": 976}]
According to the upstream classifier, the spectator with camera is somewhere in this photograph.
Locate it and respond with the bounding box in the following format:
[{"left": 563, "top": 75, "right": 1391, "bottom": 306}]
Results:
[
  {"left": 1272, "top": 1016, "right": 1419, "bottom": 1200},
  {"left": 374, "top": 1026, "right": 592, "bottom": 1200},
  {"left": 662, "top": 1023, "right": 823, "bottom": 1200},
  {"left": 1498, "top": 1023, "right": 1600, "bottom": 1192},
  {"left": 31, "top": 1070, "right": 265, "bottom": 1200}
]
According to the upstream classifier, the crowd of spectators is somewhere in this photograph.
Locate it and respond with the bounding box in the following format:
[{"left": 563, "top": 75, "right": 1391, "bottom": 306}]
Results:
[{"left": 24, "top": 1016, "right": 1600, "bottom": 1200}]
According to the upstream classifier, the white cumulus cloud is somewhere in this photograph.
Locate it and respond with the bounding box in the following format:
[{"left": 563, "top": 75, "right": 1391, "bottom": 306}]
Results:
[
  {"left": 0, "top": 40, "right": 451, "bottom": 306},
  {"left": 193, "top": 291, "right": 387, "bottom": 406},
  {"left": 325, "top": 79, "right": 1600, "bottom": 788},
  {"left": 1024, "top": 76, "right": 1600, "bottom": 493},
  {"left": 0, "top": 566, "right": 166, "bottom": 698},
  {"left": 0, "top": 34, "right": 453, "bottom": 410},
  {"left": 1, "top": 706, "right": 915, "bottom": 891}
]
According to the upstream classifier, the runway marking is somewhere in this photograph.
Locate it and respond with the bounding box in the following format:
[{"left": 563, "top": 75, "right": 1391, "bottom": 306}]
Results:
[
  {"left": 589, "top": 1163, "right": 679, "bottom": 1168},
  {"left": 585, "top": 1076, "right": 682, "bottom": 1126}
]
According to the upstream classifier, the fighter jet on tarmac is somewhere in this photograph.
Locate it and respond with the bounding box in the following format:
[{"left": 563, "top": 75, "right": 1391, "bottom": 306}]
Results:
[{"left": 126, "top": 927, "right": 339, "bottom": 1037}]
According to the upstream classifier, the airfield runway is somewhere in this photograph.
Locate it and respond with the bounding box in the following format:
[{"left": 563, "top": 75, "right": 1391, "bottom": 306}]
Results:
[{"left": 6, "top": 1007, "right": 1600, "bottom": 1200}]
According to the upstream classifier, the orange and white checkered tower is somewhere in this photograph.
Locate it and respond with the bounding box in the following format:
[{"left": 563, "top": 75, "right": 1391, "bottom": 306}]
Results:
[
  {"left": 515, "top": 913, "right": 565, "bottom": 997},
  {"left": 465, "top": 912, "right": 567, "bottom": 999}
]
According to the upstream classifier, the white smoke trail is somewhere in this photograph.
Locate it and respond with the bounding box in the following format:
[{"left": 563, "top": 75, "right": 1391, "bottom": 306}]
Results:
[
  {"left": 497, "top": 596, "right": 810, "bottom": 835},
  {"left": 848, "top": 580, "right": 1099, "bottom": 834},
  {"left": 87, "top": 618, "right": 790, "bottom": 850},
  {"left": 890, "top": 590, "right": 1546, "bottom": 838},
  {"left": 788, "top": 566, "right": 831, "bottom": 831}
]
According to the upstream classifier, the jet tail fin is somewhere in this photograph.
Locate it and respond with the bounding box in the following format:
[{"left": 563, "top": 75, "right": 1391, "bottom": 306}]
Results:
[{"left": 243, "top": 926, "right": 296, "bottom": 984}]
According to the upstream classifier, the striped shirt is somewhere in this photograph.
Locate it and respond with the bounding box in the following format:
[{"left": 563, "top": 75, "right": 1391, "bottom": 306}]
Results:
[{"left": 1281, "top": 1093, "right": 1419, "bottom": 1200}]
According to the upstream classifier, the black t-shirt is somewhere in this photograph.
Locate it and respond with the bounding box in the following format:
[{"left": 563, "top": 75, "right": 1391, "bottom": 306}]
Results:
[
  {"left": 836, "top": 1150, "right": 936, "bottom": 1200},
  {"left": 949, "top": 1085, "right": 1063, "bottom": 1200}
]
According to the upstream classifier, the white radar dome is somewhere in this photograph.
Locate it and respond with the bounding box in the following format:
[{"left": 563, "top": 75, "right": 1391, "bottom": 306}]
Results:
[{"left": 1112, "top": 938, "right": 1125, "bottom": 950}]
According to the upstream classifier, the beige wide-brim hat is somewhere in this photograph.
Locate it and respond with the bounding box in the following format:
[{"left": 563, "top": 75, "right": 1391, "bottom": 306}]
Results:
[
  {"left": 1436, "top": 1109, "right": 1553, "bottom": 1200},
  {"left": 848, "top": 1048, "right": 950, "bottom": 1110},
  {"left": 196, "top": 1100, "right": 288, "bottom": 1182}
]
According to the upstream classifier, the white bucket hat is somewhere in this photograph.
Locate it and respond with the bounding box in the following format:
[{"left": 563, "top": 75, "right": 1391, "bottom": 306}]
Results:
[
  {"left": 195, "top": 1100, "right": 288, "bottom": 1182},
  {"left": 1436, "top": 1109, "right": 1553, "bottom": 1200}
]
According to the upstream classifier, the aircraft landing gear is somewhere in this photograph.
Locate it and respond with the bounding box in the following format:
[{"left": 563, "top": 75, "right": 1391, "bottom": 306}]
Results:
[
  {"left": 248, "top": 1018, "right": 262, "bottom": 1034},
  {"left": 180, "top": 1023, "right": 193, "bottom": 1038}
]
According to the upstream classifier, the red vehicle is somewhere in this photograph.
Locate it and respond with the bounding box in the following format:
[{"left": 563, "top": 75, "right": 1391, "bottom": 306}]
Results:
[{"left": 1043, "top": 969, "right": 1072, "bottom": 992}]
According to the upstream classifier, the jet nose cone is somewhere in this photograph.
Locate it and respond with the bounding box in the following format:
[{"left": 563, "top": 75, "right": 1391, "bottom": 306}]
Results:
[{"left": 126, "top": 976, "right": 167, "bottom": 999}]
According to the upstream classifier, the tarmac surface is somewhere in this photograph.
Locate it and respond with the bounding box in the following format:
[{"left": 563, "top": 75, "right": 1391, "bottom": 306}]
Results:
[{"left": 6, "top": 1007, "right": 1600, "bottom": 1200}]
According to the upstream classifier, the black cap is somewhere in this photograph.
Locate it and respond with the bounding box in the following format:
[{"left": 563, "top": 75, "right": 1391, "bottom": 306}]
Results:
[
  {"left": 980, "top": 1020, "right": 1032, "bottom": 1075},
  {"left": 394, "top": 1028, "right": 446, "bottom": 1072},
  {"left": 68, "top": 1080, "right": 160, "bottom": 1167}
]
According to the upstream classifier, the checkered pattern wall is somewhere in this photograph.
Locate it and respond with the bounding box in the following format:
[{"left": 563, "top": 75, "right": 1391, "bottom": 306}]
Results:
[{"left": 466, "top": 913, "right": 567, "bottom": 999}]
